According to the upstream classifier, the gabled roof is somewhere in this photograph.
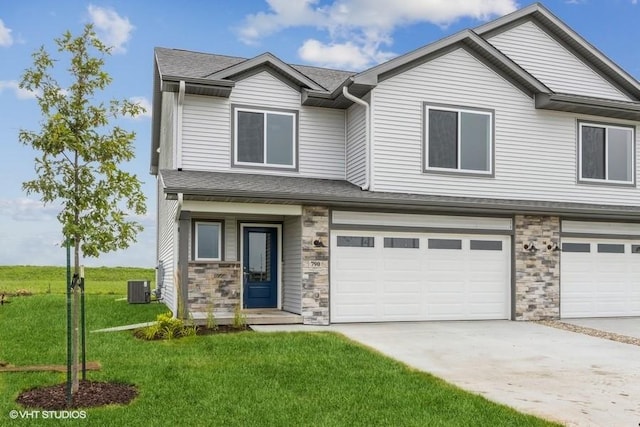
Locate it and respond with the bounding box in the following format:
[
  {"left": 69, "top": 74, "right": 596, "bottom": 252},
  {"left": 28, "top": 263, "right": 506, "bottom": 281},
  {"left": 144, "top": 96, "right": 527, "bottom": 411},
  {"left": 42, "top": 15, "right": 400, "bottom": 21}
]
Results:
[
  {"left": 154, "top": 47, "right": 354, "bottom": 94},
  {"left": 152, "top": 3, "right": 640, "bottom": 173},
  {"left": 474, "top": 3, "right": 640, "bottom": 100},
  {"left": 352, "top": 29, "right": 550, "bottom": 97}
]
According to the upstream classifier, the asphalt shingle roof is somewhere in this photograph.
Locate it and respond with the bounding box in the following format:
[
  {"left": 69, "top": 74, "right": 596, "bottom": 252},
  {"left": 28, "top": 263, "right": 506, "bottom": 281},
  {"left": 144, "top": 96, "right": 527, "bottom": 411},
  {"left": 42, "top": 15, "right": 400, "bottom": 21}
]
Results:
[
  {"left": 154, "top": 47, "right": 355, "bottom": 93},
  {"left": 160, "top": 170, "right": 640, "bottom": 219}
]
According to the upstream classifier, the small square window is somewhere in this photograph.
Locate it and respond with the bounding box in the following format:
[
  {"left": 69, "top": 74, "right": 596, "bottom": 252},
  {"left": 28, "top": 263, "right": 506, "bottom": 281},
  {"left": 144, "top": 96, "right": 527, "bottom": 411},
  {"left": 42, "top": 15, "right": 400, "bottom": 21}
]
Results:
[
  {"left": 195, "top": 222, "right": 222, "bottom": 261},
  {"left": 234, "top": 106, "right": 297, "bottom": 169},
  {"left": 579, "top": 122, "right": 634, "bottom": 184},
  {"left": 425, "top": 104, "right": 493, "bottom": 174}
]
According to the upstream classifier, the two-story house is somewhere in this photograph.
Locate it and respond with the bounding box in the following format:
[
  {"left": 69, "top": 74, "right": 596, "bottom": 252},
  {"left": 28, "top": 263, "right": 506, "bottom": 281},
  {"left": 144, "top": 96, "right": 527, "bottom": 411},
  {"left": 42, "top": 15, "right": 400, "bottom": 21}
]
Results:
[{"left": 150, "top": 3, "right": 640, "bottom": 325}]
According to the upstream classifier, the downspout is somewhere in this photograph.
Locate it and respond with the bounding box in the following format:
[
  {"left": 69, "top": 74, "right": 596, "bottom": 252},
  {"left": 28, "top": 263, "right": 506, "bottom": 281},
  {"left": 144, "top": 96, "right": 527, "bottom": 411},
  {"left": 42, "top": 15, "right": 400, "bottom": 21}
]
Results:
[
  {"left": 176, "top": 80, "right": 185, "bottom": 170},
  {"left": 342, "top": 85, "right": 371, "bottom": 191}
]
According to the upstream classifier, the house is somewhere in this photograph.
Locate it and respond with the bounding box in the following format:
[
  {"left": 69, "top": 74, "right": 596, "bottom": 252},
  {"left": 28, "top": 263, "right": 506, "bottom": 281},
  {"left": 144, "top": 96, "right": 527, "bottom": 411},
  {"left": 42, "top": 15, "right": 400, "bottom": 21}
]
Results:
[{"left": 150, "top": 3, "right": 640, "bottom": 325}]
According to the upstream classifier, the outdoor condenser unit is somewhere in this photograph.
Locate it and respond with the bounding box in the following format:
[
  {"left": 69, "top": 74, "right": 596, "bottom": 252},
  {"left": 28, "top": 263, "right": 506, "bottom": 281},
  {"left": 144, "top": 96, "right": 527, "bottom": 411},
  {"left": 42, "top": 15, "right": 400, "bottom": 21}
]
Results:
[{"left": 127, "top": 280, "right": 151, "bottom": 304}]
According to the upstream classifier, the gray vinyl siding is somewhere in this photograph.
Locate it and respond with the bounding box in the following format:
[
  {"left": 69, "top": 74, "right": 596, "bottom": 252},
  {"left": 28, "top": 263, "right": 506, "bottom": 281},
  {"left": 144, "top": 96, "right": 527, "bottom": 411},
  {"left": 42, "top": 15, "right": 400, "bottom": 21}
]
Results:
[
  {"left": 487, "top": 20, "right": 631, "bottom": 102},
  {"left": 283, "top": 216, "right": 302, "bottom": 314},
  {"left": 180, "top": 71, "right": 345, "bottom": 179},
  {"left": 370, "top": 47, "right": 640, "bottom": 206},
  {"left": 346, "top": 100, "right": 367, "bottom": 187},
  {"left": 157, "top": 179, "right": 178, "bottom": 314}
]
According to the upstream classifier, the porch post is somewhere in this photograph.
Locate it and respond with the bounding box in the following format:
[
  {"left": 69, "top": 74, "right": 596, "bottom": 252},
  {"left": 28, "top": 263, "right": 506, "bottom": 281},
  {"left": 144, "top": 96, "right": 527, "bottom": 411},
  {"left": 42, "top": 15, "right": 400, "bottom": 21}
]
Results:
[
  {"left": 301, "top": 206, "right": 330, "bottom": 325},
  {"left": 178, "top": 210, "right": 191, "bottom": 319}
]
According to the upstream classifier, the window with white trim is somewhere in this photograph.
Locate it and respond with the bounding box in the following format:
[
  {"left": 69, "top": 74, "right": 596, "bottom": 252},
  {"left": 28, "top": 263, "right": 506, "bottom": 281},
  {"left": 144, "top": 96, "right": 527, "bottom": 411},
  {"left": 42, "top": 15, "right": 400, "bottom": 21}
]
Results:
[
  {"left": 233, "top": 106, "right": 297, "bottom": 168},
  {"left": 425, "top": 105, "right": 493, "bottom": 174},
  {"left": 194, "top": 222, "right": 222, "bottom": 261},
  {"left": 578, "top": 122, "right": 634, "bottom": 184}
]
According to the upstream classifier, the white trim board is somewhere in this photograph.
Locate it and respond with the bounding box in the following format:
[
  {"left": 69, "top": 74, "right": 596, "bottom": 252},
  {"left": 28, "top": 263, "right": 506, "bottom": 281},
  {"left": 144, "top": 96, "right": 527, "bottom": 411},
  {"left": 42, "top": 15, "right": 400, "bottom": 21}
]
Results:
[
  {"left": 562, "top": 220, "right": 640, "bottom": 236},
  {"left": 332, "top": 210, "right": 512, "bottom": 231}
]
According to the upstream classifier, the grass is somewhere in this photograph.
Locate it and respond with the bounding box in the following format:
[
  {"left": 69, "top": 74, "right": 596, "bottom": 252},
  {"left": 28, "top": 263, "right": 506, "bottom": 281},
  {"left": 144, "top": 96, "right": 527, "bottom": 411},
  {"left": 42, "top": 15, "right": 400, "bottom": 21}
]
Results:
[
  {"left": 0, "top": 266, "right": 154, "bottom": 295},
  {"left": 0, "top": 267, "right": 559, "bottom": 427}
]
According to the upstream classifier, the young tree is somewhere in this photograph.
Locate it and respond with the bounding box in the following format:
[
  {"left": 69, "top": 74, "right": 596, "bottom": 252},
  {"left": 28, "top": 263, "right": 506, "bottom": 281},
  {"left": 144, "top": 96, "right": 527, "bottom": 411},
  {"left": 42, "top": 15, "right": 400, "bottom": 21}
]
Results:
[{"left": 19, "top": 25, "right": 146, "bottom": 394}]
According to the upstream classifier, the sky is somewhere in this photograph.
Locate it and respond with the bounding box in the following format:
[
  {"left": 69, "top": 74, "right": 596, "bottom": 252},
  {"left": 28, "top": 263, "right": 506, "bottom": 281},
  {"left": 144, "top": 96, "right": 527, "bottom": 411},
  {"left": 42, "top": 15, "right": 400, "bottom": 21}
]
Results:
[{"left": 1, "top": 0, "right": 639, "bottom": 267}]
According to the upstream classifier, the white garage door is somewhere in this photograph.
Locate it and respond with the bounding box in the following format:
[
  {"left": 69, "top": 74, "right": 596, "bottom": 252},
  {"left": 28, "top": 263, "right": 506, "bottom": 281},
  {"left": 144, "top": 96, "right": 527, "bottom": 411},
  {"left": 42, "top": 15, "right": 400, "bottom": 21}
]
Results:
[
  {"left": 561, "top": 239, "right": 640, "bottom": 318},
  {"left": 330, "top": 231, "right": 511, "bottom": 322}
]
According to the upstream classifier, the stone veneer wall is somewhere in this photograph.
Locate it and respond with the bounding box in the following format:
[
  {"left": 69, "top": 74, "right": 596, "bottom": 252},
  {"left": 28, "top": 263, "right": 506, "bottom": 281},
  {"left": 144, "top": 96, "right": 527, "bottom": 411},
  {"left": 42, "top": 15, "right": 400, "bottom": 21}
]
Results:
[
  {"left": 301, "top": 206, "right": 329, "bottom": 325},
  {"left": 187, "top": 262, "right": 241, "bottom": 314},
  {"left": 514, "top": 215, "right": 560, "bottom": 320}
]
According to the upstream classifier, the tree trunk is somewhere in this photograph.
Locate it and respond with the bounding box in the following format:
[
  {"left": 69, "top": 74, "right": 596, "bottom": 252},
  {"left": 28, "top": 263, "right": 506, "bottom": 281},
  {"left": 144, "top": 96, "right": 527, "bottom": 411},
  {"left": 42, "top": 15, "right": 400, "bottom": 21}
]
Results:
[{"left": 71, "top": 239, "right": 80, "bottom": 394}]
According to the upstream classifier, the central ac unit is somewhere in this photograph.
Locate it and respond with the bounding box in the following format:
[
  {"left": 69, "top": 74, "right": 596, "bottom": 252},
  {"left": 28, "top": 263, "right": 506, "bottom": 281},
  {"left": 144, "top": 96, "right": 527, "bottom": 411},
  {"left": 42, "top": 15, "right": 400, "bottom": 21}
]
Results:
[{"left": 127, "top": 280, "right": 150, "bottom": 304}]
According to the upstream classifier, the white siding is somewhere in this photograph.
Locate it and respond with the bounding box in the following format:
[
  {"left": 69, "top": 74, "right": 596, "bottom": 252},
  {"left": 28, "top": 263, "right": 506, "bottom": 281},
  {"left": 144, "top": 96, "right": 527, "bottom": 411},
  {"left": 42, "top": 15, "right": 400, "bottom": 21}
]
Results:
[
  {"left": 180, "top": 71, "right": 345, "bottom": 179},
  {"left": 157, "top": 179, "right": 178, "bottom": 314},
  {"left": 371, "top": 47, "right": 640, "bottom": 207},
  {"left": 346, "top": 101, "right": 366, "bottom": 187},
  {"left": 283, "top": 216, "right": 302, "bottom": 314},
  {"left": 488, "top": 21, "right": 630, "bottom": 101},
  {"left": 182, "top": 95, "right": 230, "bottom": 171}
]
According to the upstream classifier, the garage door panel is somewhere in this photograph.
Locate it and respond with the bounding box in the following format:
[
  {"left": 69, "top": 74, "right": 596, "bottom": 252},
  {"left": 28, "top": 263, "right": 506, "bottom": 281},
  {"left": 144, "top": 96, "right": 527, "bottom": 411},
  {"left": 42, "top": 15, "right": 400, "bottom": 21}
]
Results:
[
  {"left": 561, "top": 237, "right": 640, "bottom": 318},
  {"left": 382, "top": 281, "right": 421, "bottom": 293},
  {"left": 331, "top": 232, "right": 510, "bottom": 322}
]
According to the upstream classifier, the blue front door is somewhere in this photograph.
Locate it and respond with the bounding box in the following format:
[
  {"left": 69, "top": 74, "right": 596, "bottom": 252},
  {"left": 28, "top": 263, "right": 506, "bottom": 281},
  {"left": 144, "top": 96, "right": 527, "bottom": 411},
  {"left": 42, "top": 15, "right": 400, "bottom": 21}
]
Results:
[{"left": 243, "top": 227, "right": 278, "bottom": 308}]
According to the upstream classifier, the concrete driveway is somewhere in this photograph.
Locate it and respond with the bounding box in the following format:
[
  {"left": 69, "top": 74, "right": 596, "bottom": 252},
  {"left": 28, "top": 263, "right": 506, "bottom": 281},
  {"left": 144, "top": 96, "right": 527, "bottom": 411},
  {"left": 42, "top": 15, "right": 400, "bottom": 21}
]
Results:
[{"left": 254, "top": 321, "right": 640, "bottom": 426}]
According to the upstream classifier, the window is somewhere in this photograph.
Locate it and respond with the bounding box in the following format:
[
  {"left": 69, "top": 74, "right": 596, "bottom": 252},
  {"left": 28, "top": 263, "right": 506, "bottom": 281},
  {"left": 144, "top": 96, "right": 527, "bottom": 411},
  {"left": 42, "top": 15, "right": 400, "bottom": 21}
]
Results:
[
  {"left": 428, "top": 239, "right": 462, "bottom": 250},
  {"left": 425, "top": 104, "right": 493, "bottom": 174},
  {"left": 384, "top": 237, "right": 419, "bottom": 248},
  {"left": 336, "top": 236, "right": 375, "bottom": 247},
  {"left": 195, "top": 222, "right": 222, "bottom": 261},
  {"left": 562, "top": 243, "right": 590, "bottom": 253},
  {"left": 233, "top": 106, "right": 297, "bottom": 168},
  {"left": 470, "top": 240, "right": 503, "bottom": 251},
  {"left": 579, "top": 122, "right": 634, "bottom": 184}
]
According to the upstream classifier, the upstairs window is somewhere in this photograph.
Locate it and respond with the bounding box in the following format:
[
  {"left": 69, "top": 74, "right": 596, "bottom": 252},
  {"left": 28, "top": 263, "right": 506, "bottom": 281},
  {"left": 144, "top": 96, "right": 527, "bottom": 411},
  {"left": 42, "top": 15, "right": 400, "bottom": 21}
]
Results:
[
  {"left": 233, "top": 106, "right": 297, "bottom": 169},
  {"left": 579, "top": 121, "right": 634, "bottom": 184},
  {"left": 425, "top": 104, "right": 493, "bottom": 174}
]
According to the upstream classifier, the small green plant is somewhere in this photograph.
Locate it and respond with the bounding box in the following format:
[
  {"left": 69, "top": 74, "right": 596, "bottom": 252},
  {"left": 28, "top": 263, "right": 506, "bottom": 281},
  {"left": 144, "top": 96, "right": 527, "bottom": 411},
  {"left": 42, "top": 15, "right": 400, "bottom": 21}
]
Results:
[
  {"left": 232, "top": 305, "right": 247, "bottom": 330},
  {"left": 138, "top": 312, "right": 195, "bottom": 340},
  {"left": 206, "top": 303, "right": 218, "bottom": 331}
]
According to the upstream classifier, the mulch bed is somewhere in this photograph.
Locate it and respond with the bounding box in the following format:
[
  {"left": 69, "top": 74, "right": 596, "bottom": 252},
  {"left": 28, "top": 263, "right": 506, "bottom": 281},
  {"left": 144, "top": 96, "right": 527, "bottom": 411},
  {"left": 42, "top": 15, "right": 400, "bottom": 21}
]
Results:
[
  {"left": 16, "top": 380, "right": 137, "bottom": 410},
  {"left": 196, "top": 325, "right": 251, "bottom": 335}
]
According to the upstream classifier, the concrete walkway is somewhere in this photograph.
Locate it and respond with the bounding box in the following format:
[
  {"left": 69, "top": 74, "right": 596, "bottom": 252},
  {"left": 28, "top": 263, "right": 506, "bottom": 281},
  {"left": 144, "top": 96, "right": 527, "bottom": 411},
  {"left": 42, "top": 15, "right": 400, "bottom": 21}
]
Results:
[
  {"left": 254, "top": 321, "right": 640, "bottom": 427},
  {"left": 91, "top": 321, "right": 156, "bottom": 332}
]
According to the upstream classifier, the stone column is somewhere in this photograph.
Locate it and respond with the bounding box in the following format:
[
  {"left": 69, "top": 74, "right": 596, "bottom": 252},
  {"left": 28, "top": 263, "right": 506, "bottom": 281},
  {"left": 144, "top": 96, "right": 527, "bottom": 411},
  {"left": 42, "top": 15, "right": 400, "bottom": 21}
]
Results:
[
  {"left": 301, "top": 206, "right": 329, "bottom": 325},
  {"left": 514, "top": 215, "right": 560, "bottom": 320}
]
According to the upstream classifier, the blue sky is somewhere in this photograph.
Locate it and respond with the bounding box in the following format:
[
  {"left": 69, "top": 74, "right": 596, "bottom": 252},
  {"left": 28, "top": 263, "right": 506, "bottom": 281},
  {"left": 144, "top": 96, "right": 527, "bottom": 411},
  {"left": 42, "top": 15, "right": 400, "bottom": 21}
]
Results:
[{"left": 0, "top": 0, "right": 639, "bottom": 267}]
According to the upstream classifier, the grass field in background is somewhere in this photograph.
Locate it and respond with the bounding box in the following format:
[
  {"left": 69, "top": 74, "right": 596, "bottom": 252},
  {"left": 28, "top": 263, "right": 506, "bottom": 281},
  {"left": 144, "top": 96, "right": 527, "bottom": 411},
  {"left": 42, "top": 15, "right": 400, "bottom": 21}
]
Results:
[{"left": 0, "top": 266, "right": 155, "bottom": 295}]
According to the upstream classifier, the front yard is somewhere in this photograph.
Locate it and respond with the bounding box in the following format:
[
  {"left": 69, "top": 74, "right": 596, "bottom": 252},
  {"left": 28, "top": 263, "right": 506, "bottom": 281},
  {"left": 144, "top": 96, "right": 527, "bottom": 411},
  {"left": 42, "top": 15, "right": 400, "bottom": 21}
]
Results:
[{"left": 0, "top": 270, "right": 558, "bottom": 426}]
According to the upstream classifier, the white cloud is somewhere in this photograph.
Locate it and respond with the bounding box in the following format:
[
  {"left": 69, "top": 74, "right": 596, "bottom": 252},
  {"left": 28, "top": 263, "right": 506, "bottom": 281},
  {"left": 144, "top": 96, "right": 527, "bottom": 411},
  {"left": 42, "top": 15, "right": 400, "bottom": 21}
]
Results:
[
  {"left": 129, "top": 96, "right": 152, "bottom": 119},
  {"left": 0, "top": 18, "right": 13, "bottom": 47},
  {"left": 87, "top": 5, "right": 134, "bottom": 54},
  {"left": 299, "top": 39, "right": 393, "bottom": 70},
  {"left": 0, "top": 198, "right": 60, "bottom": 222},
  {"left": 239, "top": 0, "right": 518, "bottom": 69},
  {"left": 0, "top": 80, "right": 40, "bottom": 99}
]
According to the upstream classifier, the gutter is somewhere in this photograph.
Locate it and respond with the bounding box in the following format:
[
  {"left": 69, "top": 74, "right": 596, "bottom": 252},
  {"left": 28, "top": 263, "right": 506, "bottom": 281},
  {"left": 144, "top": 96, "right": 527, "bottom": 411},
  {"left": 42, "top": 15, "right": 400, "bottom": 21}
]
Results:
[{"left": 342, "top": 85, "right": 371, "bottom": 191}]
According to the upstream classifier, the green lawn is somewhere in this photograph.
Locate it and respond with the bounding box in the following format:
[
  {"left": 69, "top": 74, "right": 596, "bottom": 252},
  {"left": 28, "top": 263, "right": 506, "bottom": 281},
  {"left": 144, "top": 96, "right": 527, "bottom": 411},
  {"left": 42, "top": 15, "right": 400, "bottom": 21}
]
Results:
[{"left": 0, "top": 267, "right": 559, "bottom": 427}]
